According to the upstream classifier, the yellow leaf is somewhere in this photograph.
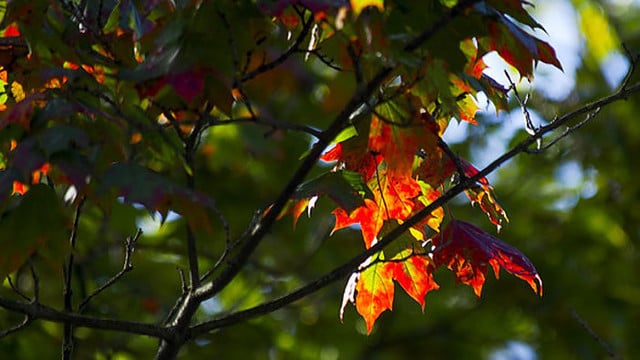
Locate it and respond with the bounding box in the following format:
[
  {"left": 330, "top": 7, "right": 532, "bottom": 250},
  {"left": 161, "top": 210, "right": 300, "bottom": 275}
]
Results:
[
  {"left": 10, "top": 81, "right": 25, "bottom": 102},
  {"left": 579, "top": 4, "right": 619, "bottom": 62},
  {"left": 351, "top": 0, "right": 384, "bottom": 16}
]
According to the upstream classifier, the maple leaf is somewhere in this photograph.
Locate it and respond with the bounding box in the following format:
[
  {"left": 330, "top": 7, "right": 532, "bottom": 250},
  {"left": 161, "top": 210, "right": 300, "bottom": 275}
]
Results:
[
  {"left": 341, "top": 232, "right": 439, "bottom": 333},
  {"left": 461, "top": 38, "right": 487, "bottom": 79},
  {"left": 387, "top": 256, "right": 439, "bottom": 310},
  {"left": 321, "top": 139, "right": 382, "bottom": 181},
  {"left": 371, "top": 170, "right": 421, "bottom": 221},
  {"left": 355, "top": 259, "right": 395, "bottom": 334},
  {"left": 465, "top": 185, "right": 509, "bottom": 231},
  {"left": 369, "top": 112, "right": 436, "bottom": 178},
  {"left": 432, "top": 220, "right": 542, "bottom": 297},
  {"left": 384, "top": 233, "right": 440, "bottom": 310},
  {"left": 479, "top": 16, "right": 562, "bottom": 79},
  {"left": 333, "top": 198, "right": 382, "bottom": 248},
  {"left": 278, "top": 198, "right": 312, "bottom": 227}
]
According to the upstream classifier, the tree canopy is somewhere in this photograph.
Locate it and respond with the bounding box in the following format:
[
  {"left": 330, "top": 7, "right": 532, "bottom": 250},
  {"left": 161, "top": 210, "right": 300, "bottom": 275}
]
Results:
[{"left": 1, "top": 0, "right": 639, "bottom": 359}]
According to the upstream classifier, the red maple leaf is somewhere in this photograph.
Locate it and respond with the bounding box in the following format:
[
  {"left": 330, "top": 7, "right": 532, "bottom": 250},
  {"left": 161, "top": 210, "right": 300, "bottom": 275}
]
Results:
[
  {"left": 432, "top": 220, "right": 542, "bottom": 297},
  {"left": 387, "top": 255, "right": 439, "bottom": 310},
  {"left": 321, "top": 140, "right": 382, "bottom": 181}
]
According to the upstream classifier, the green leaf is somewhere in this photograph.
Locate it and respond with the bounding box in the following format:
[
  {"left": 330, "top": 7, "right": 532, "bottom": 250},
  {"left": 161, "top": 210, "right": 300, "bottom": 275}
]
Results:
[
  {"left": 294, "top": 171, "right": 371, "bottom": 213},
  {"left": 0, "top": 184, "right": 69, "bottom": 278},
  {"left": 36, "top": 125, "right": 90, "bottom": 157}
]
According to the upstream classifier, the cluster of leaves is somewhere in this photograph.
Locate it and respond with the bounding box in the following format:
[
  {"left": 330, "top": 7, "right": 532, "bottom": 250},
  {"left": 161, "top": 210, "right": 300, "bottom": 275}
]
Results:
[
  {"left": 0, "top": 0, "right": 568, "bottom": 355},
  {"left": 277, "top": 0, "right": 559, "bottom": 331}
]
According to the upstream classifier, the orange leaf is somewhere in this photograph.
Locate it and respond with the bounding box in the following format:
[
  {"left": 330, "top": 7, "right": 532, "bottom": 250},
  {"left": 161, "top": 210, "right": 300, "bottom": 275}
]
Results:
[
  {"left": 373, "top": 172, "right": 421, "bottom": 221},
  {"left": 355, "top": 260, "right": 395, "bottom": 334},
  {"left": 333, "top": 198, "right": 382, "bottom": 248},
  {"left": 12, "top": 181, "right": 28, "bottom": 195},
  {"left": 369, "top": 114, "right": 436, "bottom": 178},
  {"left": 388, "top": 255, "right": 439, "bottom": 310},
  {"left": 322, "top": 139, "right": 382, "bottom": 181},
  {"left": 465, "top": 185, "right": 509, "bottom": 231}
]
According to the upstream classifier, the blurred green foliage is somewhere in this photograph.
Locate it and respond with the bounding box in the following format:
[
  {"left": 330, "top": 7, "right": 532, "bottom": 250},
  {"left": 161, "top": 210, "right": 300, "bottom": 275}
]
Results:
[{"left": 0, "top": 0, "right": 639, "bottom": 359}]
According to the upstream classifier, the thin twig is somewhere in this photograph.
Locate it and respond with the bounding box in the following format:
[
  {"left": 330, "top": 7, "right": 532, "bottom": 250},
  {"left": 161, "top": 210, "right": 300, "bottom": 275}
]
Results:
[
  {"left": 177, "top": 267, "right": 188, "bottom": 294},
  {"left": 570, "top": 308, "right": 618, "bottom": 358},
  {"left": 200, "top": 210, "right": 262, "bottom": 282},
  {"left": 436, "top": 136, "right": 467, "bottom": 180},
  {"left": 620, "top": 43, "right": 639, "bottom": 89},
  {"left": 526, "top": 107, "right": 601, "bottom": 154},
  {"left": 183, "top": 116, "right": 208, "bottom": 289},
  {"left": 62, "top": 197, "right": 85, "bottom": 360},
  {"left": 29, "top": 259, "right": 39, "bottom": 302},
  {"left": 78, "top": 229, "right": 142, "bottom": 313},
  {"left": 205, "top": 115, "right": 324, "bottom": 139},
  {"left": 160, "top": 267, "right": 189, "bottom": 327},
  {"left": 240, "top": 15, "right": 315, "bottom": 83},
  {"left": 504, "top": 70, "right": 538, "bottom": 138},
  {"left": 296, "top": 48, "right": 343, "bottom": 71},
  {"left": 6, "top": 275, "right": 30, "bottom": 302},
  {"left": 0, "top": 315, "right": 32, "bottom": 339},
  {"left": 217, "top": 8, "right": 241, "bottom": 75}
]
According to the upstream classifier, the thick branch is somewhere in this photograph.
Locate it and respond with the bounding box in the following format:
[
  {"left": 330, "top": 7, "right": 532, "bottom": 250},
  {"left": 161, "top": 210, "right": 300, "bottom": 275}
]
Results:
[{"left": 0, "top": 297, "right": 171, "bottom": 340}]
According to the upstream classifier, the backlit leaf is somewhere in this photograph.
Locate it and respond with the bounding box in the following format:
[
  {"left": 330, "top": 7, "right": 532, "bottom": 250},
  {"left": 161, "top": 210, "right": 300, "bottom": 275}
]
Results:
[
  {"left": 355, "top": 259, "right": 394, "bottom": 334},
  {"left": 433, "top": 220, "right": 542, "bottom": 297}
]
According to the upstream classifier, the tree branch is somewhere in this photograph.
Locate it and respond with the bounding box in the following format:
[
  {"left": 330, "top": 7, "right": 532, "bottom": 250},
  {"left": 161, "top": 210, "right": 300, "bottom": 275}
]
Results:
[
  {"left": 188, "top": 79, "right": 640, "bottom": 338},
  {"left": 571, "top": 307, "right": 619, "bottom": 359},
  {"left": 0, "top": 315, "right": 32, "bottom": 339},
  {"left": 78, "top": 229, "right": 142, "bottom": 313},
  {"left": 0, "top": 296, "right": 171, "bottom": 339},
  {"left": 204, "top": 114, "right": 324, "bottom": 139},
  {"left": 239, "top": 15, "right": 315, "bottom": 83},
  {"left": 62, "top": 197, "right": 85, "bottom": 360},
  {"left": 6, "top": 274, "right": 30, "bottom": 302}
]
